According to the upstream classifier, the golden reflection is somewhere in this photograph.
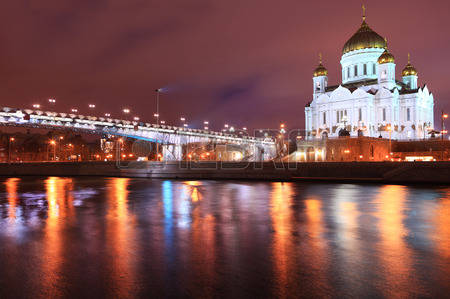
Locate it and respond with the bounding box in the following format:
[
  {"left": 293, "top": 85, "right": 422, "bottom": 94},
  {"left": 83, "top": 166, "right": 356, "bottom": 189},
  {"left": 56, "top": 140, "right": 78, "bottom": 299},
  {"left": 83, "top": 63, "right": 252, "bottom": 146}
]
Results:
[
  {"left": 270, "top": 182, "right": 295, "bottom": 298},
  {"left": 189, "top": 190, "right": 216, "bottom": 297},
  {"left": 304, "top": 198, "right": 329, "bottom": 294},
  {"left": 436, "top": 189, "right": 450, "bottom": 260},
  {"left": 374, "top": 185, "right": 416, "bottom": 297},
  {"left": 42, "top": 177, "right": 73, "bottom": 297},
  {"left": 5, "top": 178, "right": 20, "bottom": 219},
  {"left": 106, "top": 178, "right": 136, "bottom": 298},
  {"left": 183, "top": 181, "right": 202, "bottom": 202}
]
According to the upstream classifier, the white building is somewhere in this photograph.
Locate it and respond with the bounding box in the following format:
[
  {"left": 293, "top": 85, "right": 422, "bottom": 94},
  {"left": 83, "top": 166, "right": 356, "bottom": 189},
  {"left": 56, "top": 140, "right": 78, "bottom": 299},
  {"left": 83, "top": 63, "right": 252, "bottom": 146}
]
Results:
[{"left": 305, "top": 10, "right": 434, "bottom": 140}]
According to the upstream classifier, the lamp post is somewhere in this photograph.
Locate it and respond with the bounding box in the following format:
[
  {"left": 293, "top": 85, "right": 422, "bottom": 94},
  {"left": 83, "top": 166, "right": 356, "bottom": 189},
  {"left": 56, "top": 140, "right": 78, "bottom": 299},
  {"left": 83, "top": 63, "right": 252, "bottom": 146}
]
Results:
[
  {"left": 387, "top": 125, "right": 392, "bottom": 159},
  {"left": 49, "top": 140, "right": 56, "bottom": 161},
  {"left": 155, "top": 88, "right": 163, "bottom": 158},
  {"left": 441, "top": 111, "right": 448, "bottom": 141},
  {"left": 8, "top": 137, "right": 15, "bottom": 162}
]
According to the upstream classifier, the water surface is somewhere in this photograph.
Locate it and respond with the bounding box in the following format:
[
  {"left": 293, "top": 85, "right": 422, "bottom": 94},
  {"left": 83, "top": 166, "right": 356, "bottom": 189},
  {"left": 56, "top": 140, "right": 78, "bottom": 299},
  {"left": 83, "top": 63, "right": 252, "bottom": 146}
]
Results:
[{"left": 0, "top": 177, "right": 449, "bottom": 297}]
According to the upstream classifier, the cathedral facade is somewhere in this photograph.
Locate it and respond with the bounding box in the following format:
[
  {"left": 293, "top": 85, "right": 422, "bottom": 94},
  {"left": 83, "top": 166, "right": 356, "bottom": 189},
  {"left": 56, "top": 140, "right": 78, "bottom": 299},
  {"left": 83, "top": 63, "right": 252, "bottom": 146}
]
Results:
[{"left": 305, "top": 11, "right": 434, "bottom": 140}]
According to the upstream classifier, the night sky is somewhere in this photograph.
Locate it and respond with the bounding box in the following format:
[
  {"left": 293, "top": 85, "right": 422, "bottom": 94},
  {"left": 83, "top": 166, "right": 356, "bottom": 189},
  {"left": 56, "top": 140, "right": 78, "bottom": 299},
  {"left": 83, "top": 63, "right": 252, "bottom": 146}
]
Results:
[{"left": 1, "top": 0, "right": 449, "bottom": 131}]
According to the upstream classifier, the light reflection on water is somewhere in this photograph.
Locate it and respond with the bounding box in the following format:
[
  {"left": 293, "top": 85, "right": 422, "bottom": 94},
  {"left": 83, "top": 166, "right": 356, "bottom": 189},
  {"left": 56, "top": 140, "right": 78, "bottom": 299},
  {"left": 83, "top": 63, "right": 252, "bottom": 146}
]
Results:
[{"left": 0, "top": 177, "right": 449, "bottom": 297}]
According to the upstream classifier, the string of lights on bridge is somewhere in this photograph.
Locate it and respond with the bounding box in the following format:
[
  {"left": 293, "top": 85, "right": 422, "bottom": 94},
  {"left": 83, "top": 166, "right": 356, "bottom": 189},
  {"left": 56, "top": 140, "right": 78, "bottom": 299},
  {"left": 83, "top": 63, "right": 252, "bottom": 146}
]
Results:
[{"left": 30, "top": 96, "right": 278, "bottom": 137}]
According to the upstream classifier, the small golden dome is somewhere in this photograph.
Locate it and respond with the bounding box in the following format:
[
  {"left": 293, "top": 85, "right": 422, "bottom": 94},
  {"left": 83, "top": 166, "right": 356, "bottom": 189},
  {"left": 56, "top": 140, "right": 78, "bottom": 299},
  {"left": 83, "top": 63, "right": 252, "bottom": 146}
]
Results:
[
  {"left": 313, "top": 53, "right": 328, "bottom": 77},
  {"left": 402, "top": 53, "right": 418, "bottom": 76},
  {"left": 378, "top": 49, "right": 395, "bottom": 64},
  {"left": 313, "top": 64, "right": 328, "bottom": 77}
]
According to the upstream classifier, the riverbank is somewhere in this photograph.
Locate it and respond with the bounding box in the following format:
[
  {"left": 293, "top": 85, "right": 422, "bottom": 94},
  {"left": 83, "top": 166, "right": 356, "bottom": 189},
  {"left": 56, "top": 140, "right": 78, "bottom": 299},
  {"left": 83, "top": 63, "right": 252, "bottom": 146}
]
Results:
[{"left": 1, "top": 161, "right": 450, "bottom": 184}]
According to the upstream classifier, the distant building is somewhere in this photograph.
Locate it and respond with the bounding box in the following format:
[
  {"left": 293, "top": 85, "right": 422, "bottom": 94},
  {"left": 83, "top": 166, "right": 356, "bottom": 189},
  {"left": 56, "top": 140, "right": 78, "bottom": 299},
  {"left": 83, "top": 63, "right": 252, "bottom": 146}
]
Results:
[{"left": 305, "top": 8, "right": 434, "bottom": 140}]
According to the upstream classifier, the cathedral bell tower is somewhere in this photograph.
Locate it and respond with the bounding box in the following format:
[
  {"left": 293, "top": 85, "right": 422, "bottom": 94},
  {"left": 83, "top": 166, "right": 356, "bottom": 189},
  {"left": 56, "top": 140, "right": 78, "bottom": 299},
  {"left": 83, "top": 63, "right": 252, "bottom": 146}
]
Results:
[
  {"left": 377, "top": 39, "right": 396, "bottom": 89},
  {"left": 402, "top": 53, "right": 418, "bottom": 89},
  {"left": 313, "top": 53, "right": 328, "bottom": 96}
]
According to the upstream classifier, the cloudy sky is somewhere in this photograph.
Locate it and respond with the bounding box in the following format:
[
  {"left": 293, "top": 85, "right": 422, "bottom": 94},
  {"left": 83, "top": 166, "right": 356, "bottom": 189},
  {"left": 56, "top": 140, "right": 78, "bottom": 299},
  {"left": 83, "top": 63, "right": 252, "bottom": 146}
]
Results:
[{"left": 0, "top": 0, "right": 449, "bottom": 131}]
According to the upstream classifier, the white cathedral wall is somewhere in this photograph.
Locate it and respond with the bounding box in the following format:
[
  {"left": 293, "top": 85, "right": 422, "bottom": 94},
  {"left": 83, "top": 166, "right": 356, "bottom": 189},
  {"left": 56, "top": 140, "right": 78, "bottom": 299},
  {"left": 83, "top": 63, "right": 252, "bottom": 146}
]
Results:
[
  {"left": 306, "top": 84, "right": 435, "bottom": 140},
  {"left": 340, "top": 48, "right": 385, "bottom": 83}
]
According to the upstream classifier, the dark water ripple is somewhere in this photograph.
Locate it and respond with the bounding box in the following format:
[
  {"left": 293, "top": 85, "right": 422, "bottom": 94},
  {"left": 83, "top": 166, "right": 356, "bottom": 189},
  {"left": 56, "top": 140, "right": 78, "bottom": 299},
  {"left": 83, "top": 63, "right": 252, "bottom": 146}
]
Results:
[{"left": 0, "top": 177, "right": 449, "bottom": 298}]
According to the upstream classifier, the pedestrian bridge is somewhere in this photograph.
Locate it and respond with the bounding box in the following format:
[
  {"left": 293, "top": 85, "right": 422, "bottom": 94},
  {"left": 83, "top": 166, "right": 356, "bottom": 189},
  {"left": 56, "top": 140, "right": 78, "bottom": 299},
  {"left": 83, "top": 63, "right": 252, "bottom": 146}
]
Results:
[{"left": 0, "top": 107, "right": 276, "bottom": 161}]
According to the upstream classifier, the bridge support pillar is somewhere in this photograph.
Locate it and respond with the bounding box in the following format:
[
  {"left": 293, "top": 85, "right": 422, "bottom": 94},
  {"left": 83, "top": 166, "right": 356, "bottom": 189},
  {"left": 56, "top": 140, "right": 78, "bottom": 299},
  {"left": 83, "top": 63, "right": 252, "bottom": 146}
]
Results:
[{"left": 162, "top": 144, "right": 183, "bottom": 161}]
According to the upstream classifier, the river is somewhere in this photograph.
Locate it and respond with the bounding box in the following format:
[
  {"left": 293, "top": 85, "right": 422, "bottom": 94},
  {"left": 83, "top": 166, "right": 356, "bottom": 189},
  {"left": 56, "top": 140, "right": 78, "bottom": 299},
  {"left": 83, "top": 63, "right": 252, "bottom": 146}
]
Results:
[{"left": 0, "top": 177, "right": 449, "bottom": 297}]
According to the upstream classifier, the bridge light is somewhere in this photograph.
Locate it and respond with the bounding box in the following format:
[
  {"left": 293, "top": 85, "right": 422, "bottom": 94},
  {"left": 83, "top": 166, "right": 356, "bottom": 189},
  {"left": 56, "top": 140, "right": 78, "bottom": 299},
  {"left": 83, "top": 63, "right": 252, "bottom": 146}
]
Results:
[{"left": 32, "top": 104, "right": 41, "bottom": 109}]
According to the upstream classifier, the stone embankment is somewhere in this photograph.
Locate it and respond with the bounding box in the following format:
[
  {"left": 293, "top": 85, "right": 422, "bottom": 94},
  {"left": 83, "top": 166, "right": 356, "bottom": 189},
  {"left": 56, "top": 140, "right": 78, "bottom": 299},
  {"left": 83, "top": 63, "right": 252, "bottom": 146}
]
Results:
[{"left": 0, "top": 161, "right": 449, "bottom": 184}]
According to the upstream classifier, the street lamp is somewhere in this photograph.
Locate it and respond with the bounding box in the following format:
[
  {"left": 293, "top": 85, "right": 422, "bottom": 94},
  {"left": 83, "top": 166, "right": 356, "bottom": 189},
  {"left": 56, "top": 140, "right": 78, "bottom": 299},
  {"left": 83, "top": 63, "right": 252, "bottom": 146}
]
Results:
[
  {"left": 71, "top": 108, "right": 78, "bottom": 113},
  {"left": 32, "top": 104, "right": 41, "bottom": 109},
  {"left": 387, "top": 125, "right": 392, "bottom": 157},
  {"left": 105, "top": 113, "right": 111, "bottom": 117},
  {"left": 8, "top": 137, "right": 15, "bottom": 162},
  {"left": 123, "top": 108, "right": 130, "bottom": 114},
  {"left": 441, "top": 111, "right": 448, "bottom": 141},
  {"left": 204, "top": 121, "right": 209, "bottom": 130},
  {"left": 133, "top": 116, "right": 140, "bottom": 121},
  {"left": 49, "top": 140, "right": 56, "bottom": 161},
  {"left": 88, "top": 104, "right": 95, "bottom": 109},
  {"left": 48, "top": 98, "right": 56, "bottom": 103},
  {"left": 180, "top": 117, "right": 186, "bottom": 127},
  {"left": 155, "top": 88, "right": 162, "bottom": 126}
]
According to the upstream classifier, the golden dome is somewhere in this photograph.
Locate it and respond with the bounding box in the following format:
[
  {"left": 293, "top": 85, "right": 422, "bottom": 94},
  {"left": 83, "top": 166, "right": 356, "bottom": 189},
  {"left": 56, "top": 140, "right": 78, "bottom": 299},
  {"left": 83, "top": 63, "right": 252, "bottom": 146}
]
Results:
[
  {"left": 313, "top": 53, "right": 328, "bottom": 77},
  {"left": 343, "top": 6, "right": 386, "bottom": 55},
  {"left": 378, "top": 48, "right": 395, "bottom": 64},
  {"left": 402, "top": 53, "right": 418, "bottom": 76}
]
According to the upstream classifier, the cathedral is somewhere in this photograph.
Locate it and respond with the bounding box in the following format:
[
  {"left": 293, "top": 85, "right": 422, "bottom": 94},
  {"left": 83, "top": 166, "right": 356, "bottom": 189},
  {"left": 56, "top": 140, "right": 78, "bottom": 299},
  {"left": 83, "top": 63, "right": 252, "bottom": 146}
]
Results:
[{"left": 305, "top": 8, "right": 434, "bottom": 140}]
